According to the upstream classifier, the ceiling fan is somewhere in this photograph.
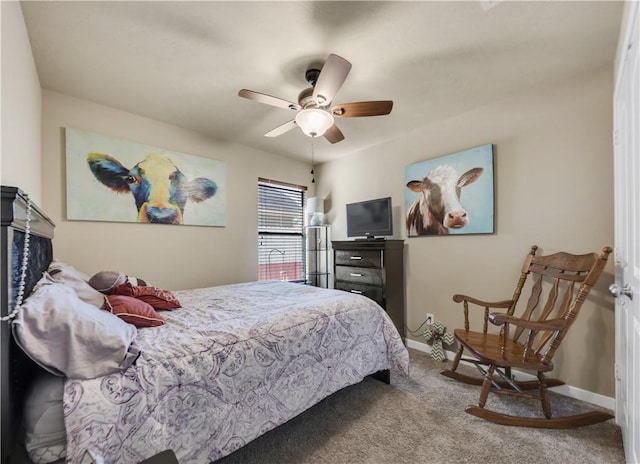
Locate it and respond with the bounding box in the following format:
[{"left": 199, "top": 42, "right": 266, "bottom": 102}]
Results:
[{"left": 238, "top": 54, "right": 393, "bottom": 144}]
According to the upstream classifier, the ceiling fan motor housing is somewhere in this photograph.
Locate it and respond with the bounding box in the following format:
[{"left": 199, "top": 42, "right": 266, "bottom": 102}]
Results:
[
  {"left": 298, "top": 87, "right": 317, "bottom": 109},
  {"left": 299, "top": 68, "right": 329, "bottom": 108}
]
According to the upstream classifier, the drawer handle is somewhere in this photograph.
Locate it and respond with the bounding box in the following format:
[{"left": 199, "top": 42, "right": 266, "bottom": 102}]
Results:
[
  {"left": 350, "top": 256, "right": 362, "bottom": 260},
  {"left": 350, "top": 273, "right": 363, "bottom": 277},
  {"left": 349, "top": 289, "right": 363, "bottom": 294}
]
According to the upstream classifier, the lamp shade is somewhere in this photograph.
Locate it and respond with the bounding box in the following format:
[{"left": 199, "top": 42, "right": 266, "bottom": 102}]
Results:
[
  {"left": 307, "top": 197, "right": 324, "bottom": 214},
  {"left": 307, "top": 197, "right": 325, "bottom": 226},
  {"left": 295, "top": 108, "right": 334, "bottom": 137}
]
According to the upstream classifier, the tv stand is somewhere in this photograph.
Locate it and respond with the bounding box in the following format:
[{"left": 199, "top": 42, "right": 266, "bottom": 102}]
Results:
[{"left": 332, "top": 240, "right": 405, "bottom": 336}]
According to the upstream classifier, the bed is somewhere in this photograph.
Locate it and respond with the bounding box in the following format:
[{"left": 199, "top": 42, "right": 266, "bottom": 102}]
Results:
[{"left": 0, "top": 186, "right": 410, "bottom": 464}]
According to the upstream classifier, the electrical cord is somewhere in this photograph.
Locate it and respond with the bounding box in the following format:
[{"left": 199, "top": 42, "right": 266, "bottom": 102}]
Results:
[{"left": 404, "top": 319, "right": 432, "bottom": 337}]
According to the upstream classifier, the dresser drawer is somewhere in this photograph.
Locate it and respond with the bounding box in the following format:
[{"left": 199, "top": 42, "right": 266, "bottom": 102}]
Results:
[
  {"left": 335, "top": 281, "right": 383, "bottom": 305},
  {"left": 334, "top": 250, "right": 382, "bottom": 268},
  {"left": 335, "top": 265, "right": 383, "bottom": 286}
]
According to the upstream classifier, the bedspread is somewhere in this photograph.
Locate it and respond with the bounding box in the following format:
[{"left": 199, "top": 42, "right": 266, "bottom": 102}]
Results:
[{"left": 63, "top": 281, "right": 409, "bottom": 463}]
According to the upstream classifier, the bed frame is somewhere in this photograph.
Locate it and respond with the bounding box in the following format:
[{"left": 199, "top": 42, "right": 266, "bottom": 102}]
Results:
[{"left": 1, "top": 186, "right": 55, "bottom": 464}]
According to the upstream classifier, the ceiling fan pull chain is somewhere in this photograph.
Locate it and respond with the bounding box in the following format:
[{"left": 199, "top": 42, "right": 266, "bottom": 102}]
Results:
[{"left": 310, "top": 141, "right": 315, "bottom": 183}]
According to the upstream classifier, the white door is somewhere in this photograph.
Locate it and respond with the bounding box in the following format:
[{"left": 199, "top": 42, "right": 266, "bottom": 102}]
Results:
[{"left": 612, "top": 3, "right": 639, "bottom": 463}]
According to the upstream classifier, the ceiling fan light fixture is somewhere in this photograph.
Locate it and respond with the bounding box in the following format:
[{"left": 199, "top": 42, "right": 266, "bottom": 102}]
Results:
[{"left": 295, "top": 108, "right": 334, "bottom": 138}]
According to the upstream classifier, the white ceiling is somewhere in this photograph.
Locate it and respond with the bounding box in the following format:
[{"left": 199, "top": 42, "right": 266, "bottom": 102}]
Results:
[{"left": 20, "top": 1, "right": 623, "bottom": 163}]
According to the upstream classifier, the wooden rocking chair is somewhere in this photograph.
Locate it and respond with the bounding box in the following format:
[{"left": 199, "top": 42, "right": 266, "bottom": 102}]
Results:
[{"left": 441, "top": 245, "right": 613, "bottom": 428}]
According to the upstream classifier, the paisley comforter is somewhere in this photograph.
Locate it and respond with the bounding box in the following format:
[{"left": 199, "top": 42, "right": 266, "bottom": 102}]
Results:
[{"left": 63, "top": 281, "right": 409, "bottom": 463}]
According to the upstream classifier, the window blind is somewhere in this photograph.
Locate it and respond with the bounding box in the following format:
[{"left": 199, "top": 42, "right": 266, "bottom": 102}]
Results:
[{"left": 258, "top": 180, "right": 306, "bottom": 282}]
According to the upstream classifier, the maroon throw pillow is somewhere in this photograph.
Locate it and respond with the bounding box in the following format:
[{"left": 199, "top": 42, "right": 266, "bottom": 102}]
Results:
[
  {"left": 113, "top": 282, "right": 181, "bottom": 310},
  {"left": 106, "top": 294, "right": 164, "bottom": 328}
]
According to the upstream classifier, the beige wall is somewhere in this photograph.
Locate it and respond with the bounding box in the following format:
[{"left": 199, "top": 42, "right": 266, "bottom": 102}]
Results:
[
  {"left": 0, "top": 1, "right": 42, "bottom": 203},
  {"left": 316, "top": 67, "right": 616, "bottom": 397},
  {"left": 41, "top": 90, "right": 312, "bottom": 291}
]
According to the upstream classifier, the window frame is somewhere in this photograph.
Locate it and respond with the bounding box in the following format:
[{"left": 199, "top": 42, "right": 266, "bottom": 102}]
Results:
[{"left": 257, "top": 178, "right": 307, "bottom": 283}]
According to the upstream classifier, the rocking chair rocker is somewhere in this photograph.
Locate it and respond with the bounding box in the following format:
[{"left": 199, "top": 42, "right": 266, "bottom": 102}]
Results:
[{"left": 441, "top": 245, "right": 613, "bottom": 428}]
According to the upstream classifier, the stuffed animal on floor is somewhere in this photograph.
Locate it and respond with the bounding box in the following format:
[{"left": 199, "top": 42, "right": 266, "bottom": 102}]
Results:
[
  {"left": 89, "top": 271, "right": 149, "bottom": 294},
  {"left": 422, "top": 321, "right": 454, "bottom": 362}
]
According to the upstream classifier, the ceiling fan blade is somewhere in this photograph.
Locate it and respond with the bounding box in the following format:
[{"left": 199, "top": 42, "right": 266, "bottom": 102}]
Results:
[
  {"left": 331, "top": 101, "right": 393, "bottom": 117},
  {"left": 265, "top": 120, "right": 297, "bottom": 137},
  {"left": 323, "top": 124, "right": 345, "bottom": 144},
  {"left": 238, "top": 89, "right": 301, "bottom": 111},
  {"left": 312, "top": 54, "right": 352, "bottom": 106}
]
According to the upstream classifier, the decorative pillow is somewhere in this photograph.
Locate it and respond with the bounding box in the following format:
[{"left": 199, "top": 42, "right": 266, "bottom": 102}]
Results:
[
  {"left": 113, "top": 282, "right": 181, "bottom": 310},
  {"left": 47, "top": 261, "right": 107, "bottom": 309},
  {"left": 127, "top": 276, "right": 148, "bottom": 287},
  {"left": 89, "top": 271, "right": 126, "bottom": 294},
  {"left": 12, "top": 280, "right": 140, "bottom": 379},
  {"left": 89, "top": 271, "right": 150, "bottom": 294},
  {"left": 106, "top": 295, "right": 164, "bottom": 328}
]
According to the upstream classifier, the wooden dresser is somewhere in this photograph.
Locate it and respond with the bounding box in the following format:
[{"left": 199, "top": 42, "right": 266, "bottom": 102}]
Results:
[{"left": 332, "top": 240, "right": 405, "bottom": 336}]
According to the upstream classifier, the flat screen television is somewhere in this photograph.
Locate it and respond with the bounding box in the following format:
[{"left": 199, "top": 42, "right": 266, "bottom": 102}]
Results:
[{"left": 346, "top": 197, "right": 393, "bottom": 239}]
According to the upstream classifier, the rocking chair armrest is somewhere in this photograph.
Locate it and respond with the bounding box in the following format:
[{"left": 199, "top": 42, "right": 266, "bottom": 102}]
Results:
[
  {"left": 489, "top": 313, "right": 568, "bottom": 331},
  {"left": 452, "top": 294, "right": 513, "bottom": 309}
]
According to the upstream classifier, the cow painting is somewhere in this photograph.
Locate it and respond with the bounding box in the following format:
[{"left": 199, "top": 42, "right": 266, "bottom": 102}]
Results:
[
  {"left": 87, "top": 152, "right": 218, "bottom": 225},
  {"left": 406, "top": 164, "right": 484, "bottom": 236}
]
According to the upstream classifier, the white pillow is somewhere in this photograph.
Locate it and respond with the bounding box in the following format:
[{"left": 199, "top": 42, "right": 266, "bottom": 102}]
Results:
[
  {"left": 47, "top": 261, "right": 107, "bottom": 309},
  {"left": 12, "top": 280, "right": 140, "bottom": 379},
  {"left": 23, "top": 371, "right": 66, "bottom": 464}
]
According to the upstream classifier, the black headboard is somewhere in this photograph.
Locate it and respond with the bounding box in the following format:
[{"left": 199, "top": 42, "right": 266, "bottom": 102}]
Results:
[{"left": 1, "top": 186, "right": 55, "bottom": 464}]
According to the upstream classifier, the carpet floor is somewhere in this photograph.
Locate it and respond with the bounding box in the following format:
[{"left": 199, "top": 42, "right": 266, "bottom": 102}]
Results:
[{"left": 215, "top": 348, "right": 625, "bottom": 464}]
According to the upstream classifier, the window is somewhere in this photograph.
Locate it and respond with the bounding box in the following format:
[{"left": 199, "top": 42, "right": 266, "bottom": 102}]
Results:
[{"left": 258, "top": 179, "right": 306, "bottom": 282}]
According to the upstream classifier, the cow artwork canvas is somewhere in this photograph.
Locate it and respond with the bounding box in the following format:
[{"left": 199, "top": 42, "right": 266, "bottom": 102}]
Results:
[
  {"left": 66, "top": 128, "right": 226, "bottom": 226},
  {"left": 405, "top": 144, "right": 494, "bottom": 236}
]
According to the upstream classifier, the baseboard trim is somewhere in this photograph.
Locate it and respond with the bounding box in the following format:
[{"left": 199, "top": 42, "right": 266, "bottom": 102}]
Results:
[{"left": 405, "top": 338, "right": 614, "bottom": 411}]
